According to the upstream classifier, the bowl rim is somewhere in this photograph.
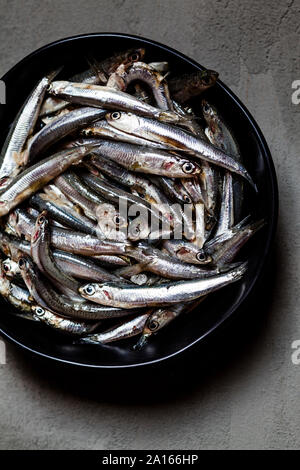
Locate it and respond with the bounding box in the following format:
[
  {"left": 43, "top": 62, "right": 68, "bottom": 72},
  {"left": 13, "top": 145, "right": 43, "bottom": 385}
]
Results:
[{"left": 0, "top": 32, "right": 278, "bottom": 369}]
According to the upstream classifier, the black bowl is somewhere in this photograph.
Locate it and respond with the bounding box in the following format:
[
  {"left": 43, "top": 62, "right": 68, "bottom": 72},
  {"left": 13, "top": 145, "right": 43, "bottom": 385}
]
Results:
[{"left": 0, "top": 33, "right": 278, "bottom": 369}]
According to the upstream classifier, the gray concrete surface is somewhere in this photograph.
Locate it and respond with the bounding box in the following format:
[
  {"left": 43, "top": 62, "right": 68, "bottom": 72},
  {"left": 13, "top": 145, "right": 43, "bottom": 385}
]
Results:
[{"left": 0, "top": 0, "right": 299, "bottom": 450}]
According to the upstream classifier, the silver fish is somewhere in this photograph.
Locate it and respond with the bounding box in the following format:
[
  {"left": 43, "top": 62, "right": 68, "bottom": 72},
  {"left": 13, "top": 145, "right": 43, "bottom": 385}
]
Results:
[
  {"left": 199, "top": 219, "right": 265, "bottom": 266},
  {"left": 107, "top": 61, "right": 174, "bottom": 111},
  {"left": 163, "top": 239, "right": 210, "bottom": 265},
  {"left": 79, "top": 312, "right": 150, "bottom": 344},
  {"left": 82, "top": 119, "right": 174, "bottom": 150},
  {"left": 30, "top": 210, "right": 83, "bottom": 300},
  {"left": 30, "top": 193, "right": 98, "bottom": 236},
  {"left": 18, "top": 255, "right": 141, "bottom": 320},
  {"left": 91, "top": 140, "right": 200, "bottom": 177},
  {"left": 106, "top": 112, "right": 255, "bottom": 187},
  {"left": 79, "top": 262, "right": 247, "bottom": 308},
  {"left": 124, "top": 243, "right": 236, "bottom": 280},
  {"left": 169, "top": 69, "right": 218, "bottom": 103},
  {"left": 26, "top": 107, "right": 106, "bottom": 162},
  {"left": 0, "top": 69, "right": 60, "bottom": 191},
  {"left": 48, "top": 81, "right": 181, "bottom": 123},
  {"left": 31, "top": 305, "right": 100, "bottom": 335},
  {"left": 0, "top": 145, "right": 96, "bottom": 217},
  {"left": 202, "top": 99, "right": 244, "bottom": 224},
  {"left": 40, "top": 48, "right": 146, "bottom": 116},
  {"left": 9, "top": 208, "right": 132, "bottom": 256}
]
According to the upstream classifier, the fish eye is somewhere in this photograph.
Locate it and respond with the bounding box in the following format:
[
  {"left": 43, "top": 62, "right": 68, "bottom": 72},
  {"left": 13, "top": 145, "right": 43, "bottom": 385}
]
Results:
[
  {"left": 182, "top": 161, "right": 196, "bottom": 174},
  {"left": 149, "top": 320, "right": 159, "bottom": 331},
  {"left": 84, "top": 284, "right": 95, "bottom": 296},
  {"left": 183, "top": 195, "right": 192, "bottom": 204},
  {"left": 202, "top": 74, "right": 211, "bottom": 84},
  {"left": 130, "top": 53, "right": 140, "bottom": 62},
  {"left": 2, "top": 263, "right": 9, "bottom": 272},
  {"left": 196, "top": 251, "right": 207, "bottom": 262},
  {"left": 18, "top": 258, "right": 26, "bottom": 269},
  {"left": 114, "top": 215, "right": 121, "bottom": 225},
  {"left": 203, "top": 103, "right": 210, "bottom": 113},
  {"left": 111, "top": 112, "right": 121, "bottom": 120},
  {"left": 35, "top": 307, "right": 45, "bottom": 316}
]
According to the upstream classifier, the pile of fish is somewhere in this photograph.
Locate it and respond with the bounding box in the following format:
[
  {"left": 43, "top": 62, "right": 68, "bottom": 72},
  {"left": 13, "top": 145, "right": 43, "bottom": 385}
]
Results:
[{"left": 0, "top": 47, "right": 264, "bottom": 349}]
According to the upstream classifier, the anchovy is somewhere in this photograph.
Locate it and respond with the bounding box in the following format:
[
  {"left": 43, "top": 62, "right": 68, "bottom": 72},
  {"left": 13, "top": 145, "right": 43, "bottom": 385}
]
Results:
[
  {"left": 163, "top": 239, "right": 211, "bottom": 265},
  {"left": 169, "top": 69, "right": 219, "bottom": 103},
  {"left": 82, "top": 119, "right": 174, "bottom": 150},
  {"left": 79, "top": 262, "right": 247, "bottom": 308},
  {"left": 0, "top": 69, "right": 59, "bottom": 190},
  {"left": 9, "top": 208, "right": 132, "bottom": 256},
  {"left": 0, "top": 263, "right": 34, "bottom": 319},
  {"left": 199, "top": 219, "right": 265, "bottom": 266},
  {"left": 0, "top": 230, "right": 118, "bottom": 282},
  {"left": 107, "top": 61, "right": 174, "bottom": 111},
  {"left": 30, "top": 210, "right": 83, "bottom": 300},
  {"left": 202, "top": 99, "right": 244, "bottom": 225},
  {"left": 154, "top": 176, "right": 192, "bottom": 204},
  {"left": 2, "top": 257, "right": 20, "bottom": 279},
  {"left": 54, "top": 175, "right": 98, "bottom": 221},
  {"left": 106, "top": 112, "right": 255, "bottom": 187},
  {"left": 30, "top": 193, "right": 98, "bottom": 236},
  {"left": 91, "top": 140, "right": 200, "bottom": 177},
  {"left": 40, "top": 48, "right": 146, "bottom": 116},
  {"left": 0, "top": 145, "right": 96, "bottom": 216},
  {"left": 79, "top": 312, "right": 150, "bottom": 344},
  {"left": 18, "top": 255, "right": 142, "bottom": 320},
  {"left": 80, "top": 172, "right": 170, "bottom": 240},
  {"left": 90, "top": 154, "right": 168, "bottom": 206},
  {"left": 26, "top": 107, "right": 106, "bottom": 162},
  {"left": 48, "top": 81, "right": 181, "bottom": 123},
  {"left": 124, "top": 243, "right": 236, "bottom": 280},
  {"left": 31, "top": 305, "right": 101, "bottom": 335},
  {"left": 135, "top": 299, "right": 204, "bottom": 349}
]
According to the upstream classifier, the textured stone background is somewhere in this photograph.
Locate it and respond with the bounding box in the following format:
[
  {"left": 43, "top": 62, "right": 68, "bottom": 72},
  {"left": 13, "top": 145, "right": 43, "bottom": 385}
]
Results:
[{"left": 0, "top": 0, "right": 299, "bottom": 450}]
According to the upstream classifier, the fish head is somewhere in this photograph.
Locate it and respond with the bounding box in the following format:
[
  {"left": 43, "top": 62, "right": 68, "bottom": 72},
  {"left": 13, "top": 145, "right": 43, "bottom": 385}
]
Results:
[
  {"left": 105, "top": 111, "right": 140, "bottom": 133},
  {"left": 198, "top": 70, "right": 219, "bottom": 90},
  {"left": 47, "top": 80, "right": 68, "bottom": 96},
  {"left": 79, "top": 282, "right": 110, "bottom": 303},
  {"left": 143, "top": 308, "right": 177, "bottom": 336},
  {"left": 123, "top": 48, "right": 146, "bottom": 65},
  {"left": 6, "top": 211, "right": 19, "bottom": 236},
  {"left": 201, "top": 99, "right": 217, "bottom": 124},
  {"left": 128, "top": 218, "right": 150, "bottom": 241},
  {"left": 195, "top": 248, "right": 213, "bottom": 265},
  {"left": 31, "top": 210, "right": 48, "bottom": 245},
  {"left": 31, "top": 305, "right": 46, "bottom": 319},
  {"left": 0, "top": 232, "right": 12, "bottom": 257},
  {"left": 95, "top": 203, "right": 128, "bottom": 240},
  {"left": 2, "top": 258, "right": 18, "bottom": 278},
  {"left": 0, "top": 262, "right": 11, "bottom": 295},
  {"left": 17, "top": 254, "right": 36, "bottom": 292},
  {"left": 180, "top": 159, "right": 201, "bottom": 176}
]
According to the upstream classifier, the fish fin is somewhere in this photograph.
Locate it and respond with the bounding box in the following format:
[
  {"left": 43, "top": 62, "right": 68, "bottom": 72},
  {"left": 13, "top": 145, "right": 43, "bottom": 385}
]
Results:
[
  {"left": 133, "top": 333, "right": 150, "bottom": 350},
  {"left": 46, "top": 66, "right": 64, "bottom": 82},
  {"left": 86, "top": 56, "right": 107, "bottom": 84}
]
